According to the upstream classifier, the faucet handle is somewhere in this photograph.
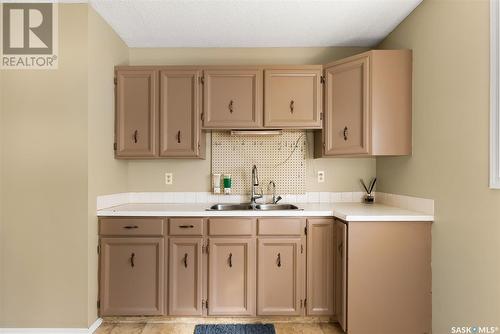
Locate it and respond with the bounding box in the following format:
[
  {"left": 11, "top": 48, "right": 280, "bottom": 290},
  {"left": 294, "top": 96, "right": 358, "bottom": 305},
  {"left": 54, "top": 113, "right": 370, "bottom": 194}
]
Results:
[{"left": 275, "top": 195, "right": 283, "bottom": 204}]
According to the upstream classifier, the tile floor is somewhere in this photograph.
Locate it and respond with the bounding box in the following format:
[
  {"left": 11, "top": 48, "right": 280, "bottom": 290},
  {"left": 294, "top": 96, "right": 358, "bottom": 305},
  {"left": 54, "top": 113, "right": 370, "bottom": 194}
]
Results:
[{"left": 95, "top": 322, "right": 344, "bottom": 334}]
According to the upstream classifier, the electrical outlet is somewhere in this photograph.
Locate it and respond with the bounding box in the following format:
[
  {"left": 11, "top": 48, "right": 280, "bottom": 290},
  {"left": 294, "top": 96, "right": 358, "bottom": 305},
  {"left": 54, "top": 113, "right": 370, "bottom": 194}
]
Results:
[
  {"left": 317, "top": 171, "right": 325, "bottom": 183},
  {"left": 165, "top": 173, "right": 173, "bottom": 185}
]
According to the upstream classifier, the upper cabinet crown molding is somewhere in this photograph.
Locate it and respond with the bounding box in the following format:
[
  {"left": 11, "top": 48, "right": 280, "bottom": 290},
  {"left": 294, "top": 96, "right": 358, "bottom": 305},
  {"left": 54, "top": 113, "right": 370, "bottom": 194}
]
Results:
[{"left": 315, "top": 49, "right": 412, "bottom": 157}]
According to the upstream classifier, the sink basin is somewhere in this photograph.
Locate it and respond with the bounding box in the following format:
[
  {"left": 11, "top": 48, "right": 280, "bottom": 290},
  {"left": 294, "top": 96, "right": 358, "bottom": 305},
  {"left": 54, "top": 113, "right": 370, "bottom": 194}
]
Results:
[
  {"left": 255, "top": 204, "right": 300, "bottom": 210},
  {"left": 207, "top": 203, "right": 300, "bottom": 211},
  {"left": 207, "top": 203, "right": 254, "bottom": 211}
]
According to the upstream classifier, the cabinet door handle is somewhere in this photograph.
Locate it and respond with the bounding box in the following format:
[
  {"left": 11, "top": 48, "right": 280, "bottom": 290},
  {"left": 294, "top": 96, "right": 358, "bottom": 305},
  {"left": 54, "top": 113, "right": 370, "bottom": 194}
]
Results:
[
  {"left": 130, "top": 253, "right": 135, "bottom": 267},
  {"left": 183, "top": 253, "right": 188, "bottom": 268},
  {"left": 123, "top": 225, "right": 138, "bottom": 229},
  {"left": 229, "top": 100, "right": 234, "bottom": 113},
  {"left": 228, "top": 253, "right": 233, "bottom": 268},
  {"left": 290, "top": 100, "right": 294, "bottom": 114},
  {"left": 343, "top": 126, "right": 348, "bottom": 141},
  {"left": 277, "top": 253, "right": 281, "bottom": 267},
  {"left": 177, "top": 130, "right": 181, "bottom": 144},
  {"left": 133, "top": 130, "right": 138, "bottom": 143},
  {"left": 338, "top": 242, "right": 343, "bottom": 255},
  {"left": 179, "top": 225, "right": 194, "bottom": 229}
]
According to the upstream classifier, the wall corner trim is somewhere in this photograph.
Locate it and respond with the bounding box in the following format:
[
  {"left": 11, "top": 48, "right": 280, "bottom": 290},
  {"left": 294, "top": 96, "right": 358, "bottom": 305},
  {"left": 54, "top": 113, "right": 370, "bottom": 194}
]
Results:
[
  {"left": 490, "top": 0, "right": 500, "bottom": 188},
  {"left": 0, "top": 318, "right": 103, "bottom": 334}
]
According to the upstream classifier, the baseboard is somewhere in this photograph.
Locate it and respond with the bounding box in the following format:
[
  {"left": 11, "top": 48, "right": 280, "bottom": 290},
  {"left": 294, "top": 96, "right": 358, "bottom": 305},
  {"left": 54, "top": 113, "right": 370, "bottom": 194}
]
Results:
[
  {"left": 88, "top": 318, "right": 103, "bottom": 334},
  {"left": 0, "top": 318, "right": 103, "bottom": 334}
]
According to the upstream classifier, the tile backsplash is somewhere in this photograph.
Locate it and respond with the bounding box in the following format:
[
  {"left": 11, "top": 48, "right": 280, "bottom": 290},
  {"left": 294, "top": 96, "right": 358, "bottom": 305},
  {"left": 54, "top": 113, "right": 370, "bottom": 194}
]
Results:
[
  {"left": 212, "top": 130, "right": 306, "bottom": 194},
  {"left": 97, "top": 191, "right": 367, "bottom": 210}
]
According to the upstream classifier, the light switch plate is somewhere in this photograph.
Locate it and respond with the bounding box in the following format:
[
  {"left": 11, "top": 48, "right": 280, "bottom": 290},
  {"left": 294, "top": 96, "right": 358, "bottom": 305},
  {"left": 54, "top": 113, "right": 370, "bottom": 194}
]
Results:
[
  {"left": 317, "top": 171, "right": 325, "bottom": 183},
  {"left": 165, "top": 173, "right": 173, "bottom": 185}
]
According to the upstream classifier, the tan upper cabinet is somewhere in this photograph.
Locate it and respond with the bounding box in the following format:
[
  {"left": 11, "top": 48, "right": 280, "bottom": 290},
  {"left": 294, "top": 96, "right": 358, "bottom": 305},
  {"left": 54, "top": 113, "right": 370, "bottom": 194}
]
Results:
[
  {"left": 115, "top": 69, "right": 158, "bottom": 158},
  {"left": 168, "top": 237, "right": 203, "bottom": 316},
  {"left": 159, "top": 70, "right": 205, "bottom": 158},
  {"left": 202, "top": 69, "right": 263, "bottom": 129},
  {"left": 257, "top": 238, "right": 303, "bottom": 316},
  {"left": 208, "top": 237, "right": 256, "bottom": 316},
  {"left": 99, "top": 237, "right": 164, "bottom": 316},
  {"left": 316, "top": 50, "right": 412, "bottom": 157},
  {"left": 264, "top": 68, "right": 322, "bottom": 128},
  {"left": 306, "top": 219, "right": 335, "bottom": 316}
]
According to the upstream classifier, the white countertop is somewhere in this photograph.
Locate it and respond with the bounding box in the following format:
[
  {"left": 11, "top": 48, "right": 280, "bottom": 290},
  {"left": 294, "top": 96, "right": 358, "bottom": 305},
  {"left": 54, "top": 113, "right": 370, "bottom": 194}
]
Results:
[{"left": 97, "top": 202, "right": 434, "bottom": 222}]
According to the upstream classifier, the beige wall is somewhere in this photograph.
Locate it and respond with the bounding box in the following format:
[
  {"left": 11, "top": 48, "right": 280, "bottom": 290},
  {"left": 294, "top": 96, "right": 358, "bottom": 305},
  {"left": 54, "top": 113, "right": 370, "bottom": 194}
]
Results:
[
  {"left": 128, "top": 47, "right": 376, "bottom": 193},
  {"left": 0, "top": 5, "right": 90, "bottom": 327},
  {"left": 377, "top": 0, "right": 500, "bottom": 331},
  {"left": 87, "top": 6, "right": 129, "bottom": 327}
]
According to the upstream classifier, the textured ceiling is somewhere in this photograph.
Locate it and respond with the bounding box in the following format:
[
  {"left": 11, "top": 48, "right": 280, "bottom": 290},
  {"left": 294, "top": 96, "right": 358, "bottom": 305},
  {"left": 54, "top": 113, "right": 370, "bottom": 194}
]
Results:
[{"left": 90, "top": 0, "right": 422, "bottom": 48}]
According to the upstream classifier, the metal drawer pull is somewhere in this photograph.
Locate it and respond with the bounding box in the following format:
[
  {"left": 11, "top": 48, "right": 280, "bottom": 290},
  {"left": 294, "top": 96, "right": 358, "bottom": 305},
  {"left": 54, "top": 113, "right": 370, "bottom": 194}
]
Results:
[
  {"left": 228, "top": 253, "right": 233, "bottom": 268},
  {"left": 130, "top": 253, "right": 135, "bottom": 267},
  {"left": 229, "top": 100, "right": 234, "bottom": 113},
  {"left": 183, "top": 253, "right": 188, "bottom": 268},
  {"left": 177, "top": 130, "right": 181, "bottom": 144},
  {"left": 179, "top": 225, "right": 194, "bottom": 229},
  {"left": 123, "top": 225, "right": 139, "bottom": 229},
  {"left": 277, "top": 253, "right": 281, "bottom": 267},
  {"left": 290, "top": 100, "right": 294, "bottom": 114},
  {"left": 343, "top": 126, "right": 348, "bottom": 141},
  {"left": 133, "top": 130, "right": 138, "bottom": 143}
]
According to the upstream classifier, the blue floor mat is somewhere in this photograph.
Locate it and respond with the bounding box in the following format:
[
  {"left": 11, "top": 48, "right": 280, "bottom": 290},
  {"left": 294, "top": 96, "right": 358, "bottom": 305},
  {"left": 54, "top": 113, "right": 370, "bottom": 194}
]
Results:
[{"left": 194, "top": 324, "right": 276, "bottom": 334}]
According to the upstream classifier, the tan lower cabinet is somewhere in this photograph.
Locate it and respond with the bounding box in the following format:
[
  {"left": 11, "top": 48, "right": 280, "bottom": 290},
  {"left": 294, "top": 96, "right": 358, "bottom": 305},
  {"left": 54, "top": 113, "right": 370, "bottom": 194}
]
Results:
[
  {"left": 306, "top": 219, "right": 335, "bottom": 316},
  {"left": 208, "top": 238, "right": 256, "bottom": 316},
  {"left": 97, "top": 215, "right": 431, "bottom": 331},
  {"left": 335, "top": 221, "right": 347, "bottom": 331},
  {"left": 340, "top": 220, "right": 432, "bottom": 334},
  {"left": 99, "top": 237, "right": 164, "bottom": 316},
  {"left": 168, "top": 238, "right": 203, "bottom": 316},
  {"left": 257, "top": 238, "right": 303, "bottom": 316}
]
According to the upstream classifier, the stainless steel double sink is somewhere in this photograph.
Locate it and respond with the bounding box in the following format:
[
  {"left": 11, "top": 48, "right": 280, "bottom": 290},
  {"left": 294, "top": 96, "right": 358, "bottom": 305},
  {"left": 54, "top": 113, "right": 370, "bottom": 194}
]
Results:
[{"left": 207, "top": 203, "right": 300, "bottom": 211}]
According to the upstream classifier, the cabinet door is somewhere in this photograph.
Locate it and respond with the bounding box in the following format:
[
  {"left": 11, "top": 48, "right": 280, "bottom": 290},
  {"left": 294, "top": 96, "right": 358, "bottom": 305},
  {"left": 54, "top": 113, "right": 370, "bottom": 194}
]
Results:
[
  {"left": 335, "top": 221, "right": 347, "bottom": 332},
  {"left": 208, "top": 238, "right": 256, "bottom": 315},
  {"left": 99, "top": 237, "right": 164, "bottom": 316},
  {"left": 115, "top": 70, "right": 158, "bottom": 157},
  {"left": 159, "top": 70, "right": 204, "bottom": 158},
  {"left": 324, "top": 55, "right": 369, "bottom": 155},
  {"left": 306, "top": 219, "right": 334, "bottom": 315},
  {"left": 168, "top": 238, "right": 203, "bottom": 316},
  {"left": 203, "top": 69, "right": 263, "bottom": 129},
  {"left": 257, "top": 238, "right": 302, "bottom": 315},
  {"left": 264, "top": 69, "right": 322, "bottom": 128}
]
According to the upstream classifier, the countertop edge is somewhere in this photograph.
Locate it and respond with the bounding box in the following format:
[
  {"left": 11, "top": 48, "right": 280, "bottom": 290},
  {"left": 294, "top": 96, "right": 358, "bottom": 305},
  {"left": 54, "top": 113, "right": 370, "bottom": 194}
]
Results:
[{"left": 96, "top": 208, "right": 434, "bottom": 222}]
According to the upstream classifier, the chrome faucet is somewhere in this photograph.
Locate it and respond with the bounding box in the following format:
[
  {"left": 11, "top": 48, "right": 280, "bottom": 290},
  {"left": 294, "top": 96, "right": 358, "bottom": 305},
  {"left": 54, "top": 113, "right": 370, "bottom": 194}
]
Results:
[
  {"left": 268, "top": 181, "right": 282, "bottom": 204},
  {"left": 250, "top": 165, "right": 263, "bottom": 204}
]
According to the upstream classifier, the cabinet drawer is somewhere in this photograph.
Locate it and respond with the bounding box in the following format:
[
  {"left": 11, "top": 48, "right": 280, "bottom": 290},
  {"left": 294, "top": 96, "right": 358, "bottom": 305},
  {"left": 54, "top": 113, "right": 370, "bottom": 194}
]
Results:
[
  {"left": 99, "top": 218, "right": 164, "bottom": 236},
  {"left": 258, "top": 218, "right": 305, "bottom": 236},
  {"left": 208, "top": 218, "right": 255, "bottom": 236},
  {"left": 169, "top": 218, "right": 204, "bottom": 236}
]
